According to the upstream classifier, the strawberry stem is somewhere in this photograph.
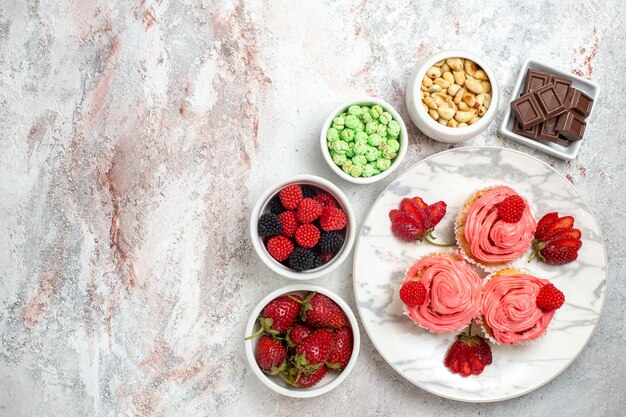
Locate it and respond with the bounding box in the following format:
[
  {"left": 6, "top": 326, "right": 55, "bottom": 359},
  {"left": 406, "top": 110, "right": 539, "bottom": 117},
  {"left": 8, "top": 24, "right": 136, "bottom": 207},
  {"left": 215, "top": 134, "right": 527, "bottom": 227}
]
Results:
[
  {"left": 423, "top": 229, "right": 455, "bottom": 247},
  {"left": 287, "top": 295, "right": 303, "bottom": 304},
  {"left": 467, "top": 321, "right": 473, "bottom": 336},
  {"left": 244, "top": 327, "right": 264, "bottom": 340}
]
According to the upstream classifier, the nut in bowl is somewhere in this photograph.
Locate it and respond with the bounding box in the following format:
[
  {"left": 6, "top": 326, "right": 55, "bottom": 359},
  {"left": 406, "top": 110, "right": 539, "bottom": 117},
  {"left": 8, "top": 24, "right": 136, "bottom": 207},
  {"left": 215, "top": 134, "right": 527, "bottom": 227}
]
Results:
[
  {"left": 244, "top": 284, "right": 360, "bottom": 398},
  {"left": 250, "top": 174, "right": 356, "bottom": 280},
  {"left": 320, "top": 97, "right": 408, "bottom": 184},
  {"left": 406, "top": 50, "right": 500, "bottom": 143}
]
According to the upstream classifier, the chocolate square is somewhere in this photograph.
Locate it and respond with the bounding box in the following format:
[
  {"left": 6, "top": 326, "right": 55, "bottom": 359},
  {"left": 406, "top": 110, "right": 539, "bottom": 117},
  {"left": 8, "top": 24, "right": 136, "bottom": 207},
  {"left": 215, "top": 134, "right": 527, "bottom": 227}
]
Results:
[
  {"left": 511, "top": 93, "right": 543, "bottom": 129},
  {"left": 556, "top": 111, "right": 586, "bottom": 141},
  {"left": 551, "top": 76, "right": 572, "bottom": 103},
  {"left": 570, "top": 89, "right": 593, "bottom": 118},
  {"left": 534, "top": 84, "right": 566, "bottom": 119},
  {"left": 513, "top": 118, "right": 540, "bottom": 139},
  {"left": 537, "top": 117, "right": 570, "bottom": 147},
  {"left": 523, "top": 69, "right": 552, "bottom": 94}
]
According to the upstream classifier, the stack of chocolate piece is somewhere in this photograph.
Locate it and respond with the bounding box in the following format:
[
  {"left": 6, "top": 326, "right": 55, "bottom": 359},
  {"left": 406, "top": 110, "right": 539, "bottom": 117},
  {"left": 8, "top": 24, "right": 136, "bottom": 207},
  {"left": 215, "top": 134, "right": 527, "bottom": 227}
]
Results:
[{"left": 511, "top": 69, "right": 593, "bottom": 147}]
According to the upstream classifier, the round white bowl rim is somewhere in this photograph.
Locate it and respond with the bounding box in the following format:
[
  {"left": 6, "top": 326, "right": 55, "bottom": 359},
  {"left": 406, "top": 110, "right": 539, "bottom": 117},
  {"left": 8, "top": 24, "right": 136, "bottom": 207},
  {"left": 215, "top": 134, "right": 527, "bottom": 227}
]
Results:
[
  {"left": 249, "top": 174, "right": 356, "bottom": 280},
  {"left": 410, "top": 49, "right": 500, "bottom": 137},
  {"left": 244, "top": 283, "right": 361, "bottom": 398},
  {"left": 320, "top": 96, "right": 408, "bottom": 185}
]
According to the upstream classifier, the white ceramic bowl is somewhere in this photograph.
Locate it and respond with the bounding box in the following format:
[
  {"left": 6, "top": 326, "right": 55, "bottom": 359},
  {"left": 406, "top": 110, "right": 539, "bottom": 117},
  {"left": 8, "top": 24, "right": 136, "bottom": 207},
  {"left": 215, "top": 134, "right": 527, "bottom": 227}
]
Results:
[
  {"left": 406, "top": 50, "right": 500, "bottom": 143},
  {"left": 499, "top": 57, "right": 601, "bottom": 161},
  {"left": 320, "top": 97, "right": 408, "bottom": 185},
  {"left": 244, "top": 284, "right": 361, "bottom": 398},
  {"left": 250, "top": 174, "right": 355, "bottom": 280}
]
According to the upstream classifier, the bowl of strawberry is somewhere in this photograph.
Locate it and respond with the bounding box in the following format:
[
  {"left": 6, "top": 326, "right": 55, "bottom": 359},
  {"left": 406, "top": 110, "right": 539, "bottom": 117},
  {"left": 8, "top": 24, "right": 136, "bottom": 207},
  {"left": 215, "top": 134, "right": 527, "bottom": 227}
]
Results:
[
  {"left": 244, "top": 284, "right": 360, "bottom": 397},
  {"left": 250, "top": 175, "right": 355, "bottom": 280}
]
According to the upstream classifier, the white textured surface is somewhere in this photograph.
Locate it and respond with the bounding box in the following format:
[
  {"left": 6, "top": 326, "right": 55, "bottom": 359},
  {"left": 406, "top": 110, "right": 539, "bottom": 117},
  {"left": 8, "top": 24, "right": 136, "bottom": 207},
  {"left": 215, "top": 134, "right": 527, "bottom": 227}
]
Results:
[{"left": 0, "top": 1, "right": 625, "bottom": 416}]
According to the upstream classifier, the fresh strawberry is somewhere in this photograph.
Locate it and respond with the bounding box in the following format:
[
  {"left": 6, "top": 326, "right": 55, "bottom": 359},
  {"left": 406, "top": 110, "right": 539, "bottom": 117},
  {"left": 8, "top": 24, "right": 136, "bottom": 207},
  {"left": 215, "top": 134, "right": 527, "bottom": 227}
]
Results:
[
  {"left": 281, "top": 364, "right": 327, "bottom": 388},
  {"left": 319, "top": 206, "right": 347, "bottom": 231},
  {"left": 293, "top": 328, "right": 334, "bottom": 374},
  {"left": 295, "top": 224, "right": 320, "bottom": 248},
  {"left": 300, "top": 292, "right": 346, "bottom": 329},
  {"left": 279, "top": 211, "right": 299, "bottom": 238},
  {"left": 246, "top": 295, "right": 302, "bottom": 339},
  {"left": 255, "top": 335, "right": 287, "bottom": 375},
  {"left": 314, "top": 192, "right": 337, "bottom": 208},
  {"left": 389, "top": 210, "right": 424, "bottom": 242},
  {"left": 497, "top": 195, "right": 526, "bottom": 223},
  {"left": 531, "top": 213, "right": 582, "bottom": 265},
  {"left": 399, "top": 280, "right": 427, "bottom": 306},
  {"left": 444, "top": 332, "right": 492, "bottom": 377},
  {"left": 389, "top": 196, "right": 448, "bottom": 244},
  {"left": 266, "top": 236, "right": 294, "bottom": 262},
  {"left": 326, "top": 327, "right": 353, "bottom": 371},
  {"left": 296, "top": 198, "right": 323, "bottom": 224},
  {"left": 279, "top": 185, "right": 303, "bottom": 210},
  {"left": 536, "top": 283, "right": 565, "bottom": 311},
  {"left": 286, "top": 323, "right": 312, "bottom": 348}
]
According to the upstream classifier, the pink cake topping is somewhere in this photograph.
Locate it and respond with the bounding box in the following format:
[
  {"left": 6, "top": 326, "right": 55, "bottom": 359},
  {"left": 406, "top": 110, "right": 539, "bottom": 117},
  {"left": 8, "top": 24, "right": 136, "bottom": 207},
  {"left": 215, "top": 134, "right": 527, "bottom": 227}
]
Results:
[
  {"left": 481, "top": 273, "right": 555, "bottom": 345},
  {"left": 404, "top": 254, "right": 482, "bottom": 333},
  {"left": 463, "top": 186, "right": 536, "bottom": 264}
]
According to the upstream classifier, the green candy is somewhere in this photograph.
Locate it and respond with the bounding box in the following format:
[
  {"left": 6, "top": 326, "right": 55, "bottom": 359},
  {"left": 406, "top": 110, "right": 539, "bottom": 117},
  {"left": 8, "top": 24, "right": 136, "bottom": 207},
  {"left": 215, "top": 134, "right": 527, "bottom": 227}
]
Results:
[
  {"left": 361, "top": 111, "right": 373, "bottom": 124},
  {"left": 355, "top": 131, "right": 368, "bottom": 143},
  {"left": 362, "top": 163, "right": 376, "bottom": 177},
  {"left": 349, "top": 164, "right": 363, "bottom": 177},
  {"left": 340, "top": 128, "right": 354, "bottom": 142},
  {"left": 345, "top": 142, "right": 355, "bottom": 158},
  {"left": 379, "top": 111, "right": 392, "bottom": 125},
  {"left": 354, "top": 141, "right": 367, "bottom": 155},
  {"left": 387, "top": 120, "right": 400, "bottom": 137},
  {"left": 377, "top": 140, "right": 387, "bottom": 151},
  {"left": 331, "top": 151, "right": 347, "bottom": 166},
  {"left": 332, "top": 116, "right": 345, "bottom": 131},
  {"left": 355, "top": 121, "right": 365, "bottom": 132},
  {"left": 345, "top": 114, "right": 359, "bottom": 129},
  {"left": 365, "top": 145, "right": 379, "bottom": 161},
  {"left": 387, "top": 139, "right": 400, "bottom": 152},
  {"left": 376, "top": 158, "right": 392, "bottom": 171},
  {"left": 333, "top": 140, "right": 348, "bottom": 154},
  {"left": 368, "top": 133, "right": 383, "bottom": 147},
  {"left": 366, "top": 162, "right": 381, "bottom": 175},
  {"left": 360, "top": 105, "right": 371, "bottom": 114},
  {"left": 348, "top": 105, "right": 363, "bottom": 116},
  {"left": 327, "top": 127, "right": 340, "bottom": 142},
  {"left": 342, "top": 160, "right": 354, "bottom": 174},
  {"left": 370, "top": 105, "right": 383, "bottom": 119},
  {"left": 383, "top": 147, "right": 397, "bottom": 159},
  {"left": 376, "top": 123, "right": 387, "bottom": 136},
  {"left": 352, "top": 155, "right": 367, "bottom": 166},
  {"left": 365, "top": 121, "right": 378, "bottom": 135}
]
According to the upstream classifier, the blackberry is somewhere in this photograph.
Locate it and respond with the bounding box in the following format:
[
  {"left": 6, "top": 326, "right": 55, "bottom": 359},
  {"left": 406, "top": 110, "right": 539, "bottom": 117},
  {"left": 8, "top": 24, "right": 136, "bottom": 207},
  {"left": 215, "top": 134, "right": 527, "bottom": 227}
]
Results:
[
  {"left": 288, "top": 247, "right": 316, "bottom": 271},
  {"left": 258, "top": 212, "right": 283, "bottom": 236},
  {"left": 301, "top": 185, "right": 317, "bottom": 199},
  {"left": 312, "top": 253, "right": 323, "bottom": 269},
  {"left": 318, "top": 232, "right": 344, "bottom": 253},
  {"left": 269, "top": 196, "right": 286, "bottom": 215}
]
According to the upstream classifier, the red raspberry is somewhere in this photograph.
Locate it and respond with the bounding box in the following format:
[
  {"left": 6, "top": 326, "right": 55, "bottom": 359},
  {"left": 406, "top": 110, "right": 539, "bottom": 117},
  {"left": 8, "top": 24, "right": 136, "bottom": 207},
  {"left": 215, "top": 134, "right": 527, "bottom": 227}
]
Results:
[
  {"left": 497, "top": 195, "right": 526, "bottom": 223},
  {"left": 266, "top": 236, "right": 294, "bottom": 261},
  {"left": 279, "top": 185, "right": 303, "bottom": 210},
  {"left": 295, "top": 224, "right": 320, "bottom": 249},
  {"left": 296, "top": 198, "right": 322, "bottom": 224},
  {"left": 314, "top": 192, "right": 337, "bottom": 208},
  {"left": 321, "top": 252, "right": 335, "bottom": 263},
  {"left": 399, "top": 280, "right": 427, "bottom": 305},
  {"left": 319, "top": 206, "right": 347, "bottom": 231},
  {"left": 278, "top": 211, "right": 299, "bottom": 238},
  {"left": 536, "top": 283, "right": 565, "bottom": 311}
]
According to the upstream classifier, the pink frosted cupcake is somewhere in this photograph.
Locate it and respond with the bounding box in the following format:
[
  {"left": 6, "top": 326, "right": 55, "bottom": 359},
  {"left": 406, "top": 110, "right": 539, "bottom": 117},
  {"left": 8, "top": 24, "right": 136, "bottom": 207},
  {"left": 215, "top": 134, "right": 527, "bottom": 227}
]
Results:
[
  {"left": 400, "top": 252, "right": 482, "bottom": 333},
  {"left": 455, "top": 186, "right": 536, "bottom": 269},
  {"left": 481, "top": 268, "right": 564, "bottom": 345}
]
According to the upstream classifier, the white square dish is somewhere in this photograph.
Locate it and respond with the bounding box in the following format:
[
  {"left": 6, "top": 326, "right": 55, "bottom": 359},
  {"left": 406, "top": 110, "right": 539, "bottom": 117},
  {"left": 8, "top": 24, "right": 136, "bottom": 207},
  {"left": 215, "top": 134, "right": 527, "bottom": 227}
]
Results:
[{"left": 499, "top": 58, "right": 601, "bottom": 160}]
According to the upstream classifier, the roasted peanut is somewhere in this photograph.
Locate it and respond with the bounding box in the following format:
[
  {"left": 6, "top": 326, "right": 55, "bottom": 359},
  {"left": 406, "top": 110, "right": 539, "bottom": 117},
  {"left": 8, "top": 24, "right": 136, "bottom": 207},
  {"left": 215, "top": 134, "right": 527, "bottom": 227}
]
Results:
[
  {"left": 469, "top": 116, "right": 480, "bottom": 125},
  {"left": 454, "top": 87, "right": 465, "bottom": 104},
  {"left": 422, "top": 76, "right": 433, "bottom": 87},
  {"left": 423, "top": 103, "right": 429, "bottom": 112},
  {"left": 454, "top": 111, "right": 472, "bottom": 123},
  {"left": 437, "top": 105, "right": 455, "bottom": 120},
  {"left": 433, "top": 95, "right": 444, "bottom": 107},
  {"left": 462, "top": 93, "right": 476, "bottom": 108},
  {"left": 458, "top": 102, "right": 470, "bottom": 111},
  {"left": 446, "top": 57, "right": 463, "bottom": 71},
  {"left": 438, "top": 118, "right": 448, "bottom": 126},
  {"left": 429, "top": 109, "right": 439, "bottom": 120},
  {"left": 476, "top": 93, "right": 486, "bottom": 106},
  {"left": 452, "top": 70, "right": 466, "bottom": 86},
  {"left": 458, "top": 122, "right": 468, "bottom": 127},
  {"left": 424, "top": 96, "right": 438, "bottom": 109},
  {"left": 464, "top": 59, "right": 478, "bottom": 76},
  {"left": 441, "top": 62, "right": 450, "bottom": 72},
  {"left": 481, "top": 81, "right": 491, "bottom": 93},
  {"left": 442, "top": 71, "right": 454, "bottom": 84},
  {"left": 448, "top": 83, "right": 461, "bottom": 96},
  {"left": 477, "top": 106, "right": 488, "bottom": 116},
  {"left": 434, "top": 78, "right": 451, "bottom": 89},
  {"left": 483, "top": 93, "right": 492, "bottom": 109},
  {"left": 447, "top": 119, "right": 458, "bottom": 128},
  {"left": 428, "top": 84, "right": 442, "bottom": 93},
  {"left": 465, "top": 78, "right": 483, "bottom": 94},
  {"left": 434, "top": 59, "right": 445, "bottom": 67},
  {"left": 426, "top": 66, "right": 441, "bottom": 79},
  {"left": 473, "top": 69, "right": 488, "bottom": 81}
]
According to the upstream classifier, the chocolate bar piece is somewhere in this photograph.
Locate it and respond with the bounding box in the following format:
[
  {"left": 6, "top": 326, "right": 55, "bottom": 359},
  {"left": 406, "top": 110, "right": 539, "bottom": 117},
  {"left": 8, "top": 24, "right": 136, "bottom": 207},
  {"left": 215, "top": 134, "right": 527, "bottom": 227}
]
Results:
[
  {"left": 523, "top": 69, "right": 552, "bottom": 93},
  {"left": 533, "top": 84, "right": 567, "bottom": 119},
  {"left": 566, "top": 89, "right": 593, "bottom": 118},
  {"left": 511, "top": 93, "right": 544, "bottom": 129},
  {"left": 538, "top": 118, "right": 570, "bottom": 147},
  {"left": 513, "top": 119, "right": 540, "bottom": 139},
  {"left": 551, "top": 76, "right": 572, "bottom": 103},
  {"left": 556, "top": 111, "right": 586, "bottom": 141}
]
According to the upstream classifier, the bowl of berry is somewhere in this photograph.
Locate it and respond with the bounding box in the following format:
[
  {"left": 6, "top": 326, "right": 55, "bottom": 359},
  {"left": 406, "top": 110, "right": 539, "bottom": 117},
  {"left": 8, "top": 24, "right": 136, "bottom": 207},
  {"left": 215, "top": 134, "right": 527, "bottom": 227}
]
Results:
[
  {"left": 250, "top": 174, "right": 355, "bottom": 280},
  {"left": 244, "top": 284, "right": 360, "bottom": 397}
]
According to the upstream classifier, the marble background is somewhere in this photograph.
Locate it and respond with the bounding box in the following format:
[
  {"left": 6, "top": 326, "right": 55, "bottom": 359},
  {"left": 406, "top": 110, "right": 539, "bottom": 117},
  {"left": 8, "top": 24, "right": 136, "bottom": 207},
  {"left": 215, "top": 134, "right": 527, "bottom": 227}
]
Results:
[{"left": 0, "top": 1, "right": 624, "bottom": 416}]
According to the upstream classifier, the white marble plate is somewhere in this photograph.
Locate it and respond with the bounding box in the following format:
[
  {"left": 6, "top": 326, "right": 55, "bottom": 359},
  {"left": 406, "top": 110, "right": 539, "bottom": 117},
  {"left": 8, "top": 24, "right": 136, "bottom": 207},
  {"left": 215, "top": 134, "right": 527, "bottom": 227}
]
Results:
[{"left": 353, "top": 146, "right": 607, "bottom": 402}]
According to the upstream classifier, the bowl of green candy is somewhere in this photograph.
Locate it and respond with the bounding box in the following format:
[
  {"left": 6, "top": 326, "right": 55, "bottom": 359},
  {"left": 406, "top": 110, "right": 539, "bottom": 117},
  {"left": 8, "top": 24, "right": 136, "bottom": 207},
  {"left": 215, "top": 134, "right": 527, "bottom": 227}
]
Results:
[{"left": 320, "top": 97, "right": 408, "bottom": 184}]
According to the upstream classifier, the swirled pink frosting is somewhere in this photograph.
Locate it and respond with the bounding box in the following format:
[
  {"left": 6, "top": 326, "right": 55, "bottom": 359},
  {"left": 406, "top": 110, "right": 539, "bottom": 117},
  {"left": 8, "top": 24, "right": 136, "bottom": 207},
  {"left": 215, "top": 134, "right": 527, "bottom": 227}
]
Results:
[
  {"left": 404, "top": 254, "right": 482, "bottom": 333},
  {"left": 481, "top": 273, "right": 555, "bottom": 345},
  {"left": 463, "top": 186, "right": 536, "bottom": 264}
]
